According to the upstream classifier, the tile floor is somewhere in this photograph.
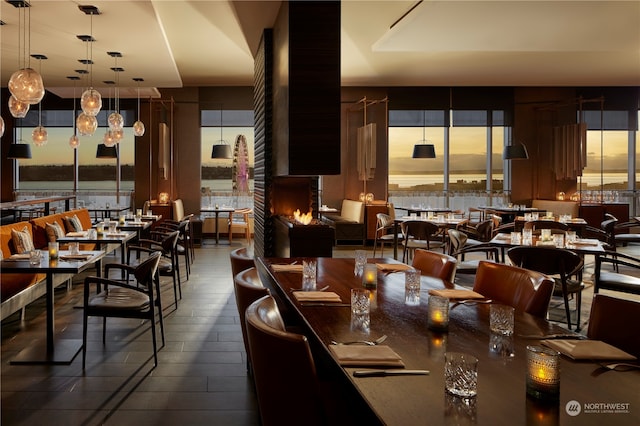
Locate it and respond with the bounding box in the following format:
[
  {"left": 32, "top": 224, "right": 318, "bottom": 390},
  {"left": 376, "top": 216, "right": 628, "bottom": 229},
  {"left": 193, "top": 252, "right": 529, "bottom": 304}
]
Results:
[{"left": 2, "top": 241, "right": 639, "bottom": 425}]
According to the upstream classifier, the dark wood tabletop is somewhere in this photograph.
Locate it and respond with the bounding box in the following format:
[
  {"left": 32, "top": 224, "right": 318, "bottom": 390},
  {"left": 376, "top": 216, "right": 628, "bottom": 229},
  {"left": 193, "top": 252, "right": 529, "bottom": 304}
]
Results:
[{"left": 257, "top": 256, "right": 640, "bottom": 426}]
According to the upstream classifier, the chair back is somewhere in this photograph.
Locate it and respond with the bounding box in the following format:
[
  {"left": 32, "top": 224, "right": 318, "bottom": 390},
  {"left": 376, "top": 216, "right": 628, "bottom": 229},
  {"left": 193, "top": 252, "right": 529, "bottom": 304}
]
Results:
[
  {"left": 447, "top": 229, "right": 468, "bottom": 253},
  {"left": 522, "top": 220, "right": 569, "bottom": 233},
  {"left": 473, "top": 261, "right": 554, "bottom": 318},
  {"left": 376, "top": 213, "right": 393, "bottom": 230},
  {"left": 133, "top": 251, "right": 162, "bottom": 286},
  {"left": 161, "top": 230, "right": 180, "bottom": 253},
  {"left": 401, "top": 220, "right": 440, "bottom": 242},
  {"left": 587, "top": 294, "right": 640, "bottom": 358},
  {"left": 474, "top": 219, "right": 495, "bottom": 241},
  {"left": 245, "top": 295, "right": 324, "bottom": 426},
  {"left": 172, "top": 199, "right": 185, "bottom": 221},
  {"left": 412, "top": 249, "right": 457, "bottom": 282},
  {"left": 507, "top": 246, "right": 583, "bottom": 278},
  {"left": 234, "top": 267, "right": 270, "bottom": 360},
  {"left": 230, "top": 247, "right": 255, "bottom": 278}
]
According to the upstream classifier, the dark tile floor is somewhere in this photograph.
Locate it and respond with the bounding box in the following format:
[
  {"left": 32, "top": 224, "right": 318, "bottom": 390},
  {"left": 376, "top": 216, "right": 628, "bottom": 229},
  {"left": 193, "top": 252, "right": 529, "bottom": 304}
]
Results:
[{"left": 2, "top": 241, "right": 639, "bottom": 425}]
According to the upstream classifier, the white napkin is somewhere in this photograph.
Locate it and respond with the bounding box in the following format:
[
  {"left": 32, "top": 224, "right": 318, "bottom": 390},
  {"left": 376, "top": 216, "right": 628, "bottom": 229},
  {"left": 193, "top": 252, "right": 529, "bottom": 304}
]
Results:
[
  {"left": 271, "top": 263, "right": 303, "bottom": 272},
  {"left": 6, "top": 253, "right": 31, "bottom": 261},
  {"left": 329, "top": 345, "right": 405, "bottom": 367},
  {"left": 293, "top": 291, "right": 342, "bottom": 303},
  {"left": 376, "top": 263, "right": 412, "bottom": 272},
  {"left": 542, "top": 339, "right": 637, "bottom": 361},
  {"left": 60, "top": 254, "right": 93, "bottom": 261},
  {"left": 66, "top": 231, "right": 88, "bottom": 237},
  {"left": 571, "top": 239, "right": 599, "bottom": 246}
]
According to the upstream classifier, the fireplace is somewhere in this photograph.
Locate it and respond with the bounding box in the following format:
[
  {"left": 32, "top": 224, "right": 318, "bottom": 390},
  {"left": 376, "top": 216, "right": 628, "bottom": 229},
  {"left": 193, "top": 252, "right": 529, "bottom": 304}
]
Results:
[{"left": 271, "top": 176, "right": 335, "bottom": 257}]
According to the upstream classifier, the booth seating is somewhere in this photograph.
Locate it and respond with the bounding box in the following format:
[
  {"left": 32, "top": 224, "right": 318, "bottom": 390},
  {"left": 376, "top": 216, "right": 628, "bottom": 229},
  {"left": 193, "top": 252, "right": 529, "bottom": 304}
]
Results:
[
  {"left": 321, "top": 199, "right": 365, "bottom": 245},
  {"left": 1, "top": 208, "right": 96, "bottom": 321}
]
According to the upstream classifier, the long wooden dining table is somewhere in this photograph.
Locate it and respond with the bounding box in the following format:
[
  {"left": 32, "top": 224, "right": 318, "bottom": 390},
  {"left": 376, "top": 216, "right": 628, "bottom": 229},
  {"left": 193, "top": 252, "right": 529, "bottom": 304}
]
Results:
[{"left": 256, "top": 256, "right": 640, "bottom": 426}]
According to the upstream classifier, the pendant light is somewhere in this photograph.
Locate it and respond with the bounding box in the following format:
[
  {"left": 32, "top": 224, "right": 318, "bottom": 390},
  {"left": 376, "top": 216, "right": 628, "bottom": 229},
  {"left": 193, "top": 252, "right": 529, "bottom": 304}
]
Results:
[
  {"left": 503, "top": 143, "right": 529, "bottom": 160},
  {"left": 107, "top": 52, "right": 124, "bottom": 133},
  {"left": 102, "top": 82, "right": 116, "bottom": 147},
  {"left": 8, "top": 95, "right": 29, "bottom": 118},
  {"left": 8, "top": 1, "right": 44, "bottom": 106},
  {"left": 96, "top": 144, "right": 117, "bottom": 159},
  {"left": 0, "top": 116, "right": 4, "bottom": 138},
  {"left": 31, "top": 54, "right": 47, "bottom": 146},
  {"left": 75, "top": 36, "right": 97, "bottom": 136},
  {"left": 412, "top": 110, "right": 436, "bottom": 158},
  {"left": 211, "top": 108, "right": 232, "bottom": 159},
  {"left": 67, "top": 75, "right": 80, "bottom": 148},
  {"left": 132, "top": 78, "right": 145, "bottom": 136},
  {"left": 78, "top": 6, "right": 101, "bottom": 116}
]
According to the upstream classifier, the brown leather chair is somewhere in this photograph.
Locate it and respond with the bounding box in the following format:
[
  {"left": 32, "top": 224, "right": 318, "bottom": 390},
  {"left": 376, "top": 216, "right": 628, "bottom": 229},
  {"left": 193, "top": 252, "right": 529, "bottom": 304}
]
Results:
[
  {"left": 447, "top": 229, "right": 498, "bottom": 278},
  {"left": 230, "top": 247, "right": 255, "bottom": 279},
  {"left": 507, "top": 246, "right": 584, "bottom": 330},
  {"left": 473, "top": 261, "right": 554, "bottom": 319},
  {"left": 82, "top": 251, "right": 163, "bottom": 368},
  {"left": 233, "top": 267, "right": 269, "bottom": 373},
  {"left": 245, "top": 295, "right": 326, "bottom": 426},
  {"left": 411, "top": 248, "right": 457, "bottom": 282},
  {"left": 587, "top": 294, "right": 640, "bottom": 358}
]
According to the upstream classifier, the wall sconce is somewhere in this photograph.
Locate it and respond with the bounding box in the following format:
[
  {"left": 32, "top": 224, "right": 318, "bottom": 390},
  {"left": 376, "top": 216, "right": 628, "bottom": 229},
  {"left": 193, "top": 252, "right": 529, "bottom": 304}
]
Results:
[{"left": 504, "top": 143, "right": 529, "bottom": 160}]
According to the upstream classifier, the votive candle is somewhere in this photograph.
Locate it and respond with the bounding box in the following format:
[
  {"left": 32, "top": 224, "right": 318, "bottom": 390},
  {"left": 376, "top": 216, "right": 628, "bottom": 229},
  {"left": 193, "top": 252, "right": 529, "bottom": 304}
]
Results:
[
  {"left": 428, "top": 295, "right": 449, "bottom": 331},
  {"left": 526, "top": 345, "right": 560, "bottom": 401},
  {"left": 362, "top": 263, "right": 378, "bottom": 289},
  {"left": 48, "top": 242, "right": 59, "bottom": 260}
]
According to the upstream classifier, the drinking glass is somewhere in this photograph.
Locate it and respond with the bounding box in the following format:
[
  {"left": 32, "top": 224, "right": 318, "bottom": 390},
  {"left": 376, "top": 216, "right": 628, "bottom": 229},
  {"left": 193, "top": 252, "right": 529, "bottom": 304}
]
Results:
[
  {"left": 29, "top": 250, "right": 41, "bottom": 266},
  {"left": 510, "top": 232, "right": 521, "bottom": 245},
  {"left": 354, "top": 250, "right": 367, "bottom": 276},
  {"left": 552, "top": 233, "right": 564, "bottom": 248},
  {"left": 302, "top": 259, "right": 317, "bottom": 291},
  {"left": 404, "top": 269, "right": 421, "bottom": 306},
  {"left": 69, "top": 242, "right": 79, "bottom": 255},
  {"left": 566, "top": 230, "right": 577, "bottom": 243},
  {"left": 350, "top": 288, "right": 371, "bottom": 333},
  {"left": 522, "top": 229, "right": 533, "bottom": 245},
  {"left": 490, "top": 304, "right": 514, "bottom": 335},
  {"left": 444, "top": 352, "right": 478, "bottom": 398}
]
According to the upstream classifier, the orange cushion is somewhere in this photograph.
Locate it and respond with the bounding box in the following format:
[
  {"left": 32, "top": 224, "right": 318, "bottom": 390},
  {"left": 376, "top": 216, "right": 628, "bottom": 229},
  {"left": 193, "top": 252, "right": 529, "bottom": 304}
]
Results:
[
  {"left": 30, "top": 213, "right": 65, "bottom": 249},
  {"left": 0, "top": 221, "right": 33, "bottom": 257},
  {"left": 1, "top": 273, "right": 45, "bottom": 301},
  {"left": 60, "top": 209, "right": 92, "bottom": 230}
]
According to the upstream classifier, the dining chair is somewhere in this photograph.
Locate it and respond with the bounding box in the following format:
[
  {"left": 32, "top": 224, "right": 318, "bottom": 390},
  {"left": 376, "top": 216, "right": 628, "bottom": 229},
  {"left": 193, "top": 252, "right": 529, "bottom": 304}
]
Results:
[
  {"left": 458, "top": 218, "right": 494, "bottom": 243},
  {"left": 230, "top": 247, "right": 255, "bottom": 279},
  {"left": 612, "top": 220, "right": 640, "bottom": 248},
  {"left": 411, "top": 248, "right": 457, "bottom": 282},
  {"left": 245, "top": 295, "right": 326, "bottom": 426},
  {"left": 400, "top": 220, "right": 445, "bottom": 263},
  {"left": 233, "top": 267, "right": 269, "bottom": 373},
  {"left": 587, "top": 294, "right": 640, "bottom": 358},
  {"left": 228, "top": 208, "right": 252, "bottom": 244},
  {"left": 373, "top": 213, "right": 400, "bottom": 257},
  {"left": 507, "top": 246, "right": 584, "bottom": 330},
  {"left": 129, "top": 230, "right": 182, "bottom": 308},
  {"left": 157, "top": 217, "right": 193, "bottom": 278},
  {"left": 593, "top": 250, "right": 640, "bottom": 296},
  {"left": 447, "top": 229, "right": 498, "bottom": 279},
  {"left": 82, "top": 251, "right": 163, "bottom": 369},
  {"left": 473, "top": 261, "right": 555, "bottom": 319},
  {"left": 522, "top": 220, "right": 569, "bottom": 234}
]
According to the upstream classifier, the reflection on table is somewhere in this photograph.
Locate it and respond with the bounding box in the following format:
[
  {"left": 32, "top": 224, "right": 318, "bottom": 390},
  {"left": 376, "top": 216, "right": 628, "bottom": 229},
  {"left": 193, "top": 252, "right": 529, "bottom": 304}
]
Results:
[{"left": 256, "top": 256, "right": 639, "bottom": 426}]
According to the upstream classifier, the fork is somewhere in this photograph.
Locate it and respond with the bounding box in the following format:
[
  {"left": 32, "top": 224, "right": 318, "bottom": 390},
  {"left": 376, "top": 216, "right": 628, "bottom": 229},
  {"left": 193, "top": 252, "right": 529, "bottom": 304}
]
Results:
[
  {"left": 451, "top": 299, "right": 493, "bottom": 308},
  {"left": 331, "top": 335, "right": 388, "bottom": 346},
  {"left": 598, "top": 362, "right": 640, "bottom": 371}
]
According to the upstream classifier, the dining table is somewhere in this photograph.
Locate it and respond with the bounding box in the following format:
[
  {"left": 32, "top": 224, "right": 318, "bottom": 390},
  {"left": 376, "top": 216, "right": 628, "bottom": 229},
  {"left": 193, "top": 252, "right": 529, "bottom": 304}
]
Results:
[
  {"left": 256, "top": 256, "right": 639, "bottom": 426},
  {"left": 391, "top": 215, "right": 467, "bottom": 259},
  {"left": 57, "top": 230, "right": 136, "bottom": 272},
  {"left": 1, "top": 250, "right": 105, "bottom": 365},
  {"left": 489, "top": 232, "right": 606, "bottom": 263},
  {"left": 200, "top": 206, "right": 235, "bottom": 244}
]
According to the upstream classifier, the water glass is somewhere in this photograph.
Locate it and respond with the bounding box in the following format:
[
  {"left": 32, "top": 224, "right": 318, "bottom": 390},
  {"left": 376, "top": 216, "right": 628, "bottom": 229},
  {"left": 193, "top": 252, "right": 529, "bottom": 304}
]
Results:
[
  {"left": 404, "top": 269, "right": 421, "bottom": 306},
  {"left": 552, "top": 233, "right": 564, "bottom": 248},
  {"left": 566, "top": 230, "right": 577, "bottom": 243},
  {"left": 354, "top": 250, "right": 367, "bottom": 276},
  {"left": 490, "top": 304, "right": 514, "bottom": 336},
  {"left": 444, "top": 352, "right": 478, "bottom": 398},
  {"left": 522, "top": 229, "right": 533, "bottom": 245},
  {"left": 29, "top": 250, "right": 41, "bottom": 266},
  {"left": 69, "top": 242, "right": 79, "bottom": 255},
  {"left": 302, "top": 259, "right": 317, "bottom": 290},
  {"left": 108, "top": 220, "right": 117, "bottom": 234},
  {"left": 510, "top": 232, "right": 521, "bottom": 245},
  {"left": 540, "top": 229, "right": 552, "bottom": 242},
  {"left": 350, "top": 288, "right": 371, "bottom": 333}
]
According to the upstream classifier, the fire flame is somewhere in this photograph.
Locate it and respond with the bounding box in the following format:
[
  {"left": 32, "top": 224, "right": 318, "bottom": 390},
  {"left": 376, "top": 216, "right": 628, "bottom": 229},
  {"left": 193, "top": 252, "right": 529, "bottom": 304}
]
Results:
[{"left": 293, "top": 209, "right": 313, "bottom": 225}]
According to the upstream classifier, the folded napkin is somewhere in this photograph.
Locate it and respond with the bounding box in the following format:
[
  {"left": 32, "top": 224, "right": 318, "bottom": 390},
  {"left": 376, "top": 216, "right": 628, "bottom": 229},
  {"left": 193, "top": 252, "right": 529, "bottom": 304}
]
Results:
[
  {"left": 376, "top": 263, "right": 412, "bottom": 272},
  {"left": 60, "top": 254, "right": 93, "bottom": 261},
  {"left": 6, "top": 253, "right": 31, "bottom": 261},
  {"left": 428, "top": 288, "right": 485, "bottom": 300},
  {"left": 542, "top": 339, "right": 637, "bottom": 361},
  {"left": 104, "top": 233, "right": 128, "bottom": 238},
  {"left": 293, "top": 291, "right": 342, "bottom": 303},
  {"left": 66, "top": 231, "right": 88, "bottom": 237},
  {"left": 494, "top": 233, "right": 510, "bottom": 240},
  {"left": 329, "top": 345, "right": 405, "bottom": 367},
  {"left": 271, "top": 263, "right": 303, "bottom": 272},
  {"left": 571, "top": 239, "right": 599, "bottom": 246}
]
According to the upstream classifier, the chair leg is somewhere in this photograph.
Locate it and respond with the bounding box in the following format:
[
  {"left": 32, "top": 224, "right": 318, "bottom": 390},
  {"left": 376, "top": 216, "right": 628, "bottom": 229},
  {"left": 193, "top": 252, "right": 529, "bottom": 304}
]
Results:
[
  {"left": 575, "top": 291, "right": 583, "bottom": 332},
  {"left": 149, "top": 305, "right": 158, "bottom": 367},
  {"left": 102, "top": 317, "right": 107, "bottom": 344},
  {"left": 561, "top": 285, "right": 572, "bottom": 330},
  {"left": 82, "top": 311, "right": 88, "bottom": 369}
]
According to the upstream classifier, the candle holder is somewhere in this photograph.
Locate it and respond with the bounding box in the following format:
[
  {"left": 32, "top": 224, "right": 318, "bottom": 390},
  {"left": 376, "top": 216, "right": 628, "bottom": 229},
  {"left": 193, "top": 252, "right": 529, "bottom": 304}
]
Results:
[
  {"left": 362, "top": 263, "right": 378, "bottom": 289},
  {"left": 526, "top": 345, "right": 560, "bottom": 401},
  {"left": 428, "top": 295, "right": 449, "bottom": 331},
  {"left": 48, "top": 242, "right": 59, "bottom": 260}
]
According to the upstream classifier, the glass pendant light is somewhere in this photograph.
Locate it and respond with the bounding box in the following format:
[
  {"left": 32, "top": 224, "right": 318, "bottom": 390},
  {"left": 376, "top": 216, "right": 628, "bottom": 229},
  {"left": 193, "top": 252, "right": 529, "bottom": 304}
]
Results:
[
  {"left": 107, "top": 52, "right": 124, "bottom": 132},
  {"left": 8, "top": 95, "right": 29, "bottom": 118},
  {"left": 67, "top": 76, "right": 81, "bottom": 148},
  {"left": 31, "top": 55, "right": 48, "bottom": 146},
  {"left": 79, "top": 10, "right": 101, "bottom": 116},
  {"left": 8, "top": 2, "right": 45, "bottom": 105},
  {"left": 132, "top": 78, "right": 145, "bottom": 136},
  {"left": 103, "top": 129, "right": 116, "bottom": 147},
  {"left": 76, "top": 112, "right": 97, "bottom": 136},
  {"left": 0, "top": 116, "right": 4, "bottom": 138}
]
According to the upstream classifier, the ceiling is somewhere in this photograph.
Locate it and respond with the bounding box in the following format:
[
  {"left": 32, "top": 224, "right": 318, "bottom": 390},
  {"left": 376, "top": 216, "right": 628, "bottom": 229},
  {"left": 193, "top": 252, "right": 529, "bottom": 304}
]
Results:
[{"left": 1, "top": 0, "right": 638, "bottom": 100}]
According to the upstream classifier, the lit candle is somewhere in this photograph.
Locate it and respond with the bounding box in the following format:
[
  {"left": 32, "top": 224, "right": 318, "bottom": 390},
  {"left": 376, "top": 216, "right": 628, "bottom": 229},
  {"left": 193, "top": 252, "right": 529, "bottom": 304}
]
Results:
[
  {"left": 526, "top": 345, "right": 560, "bottom": 401},
  {"left": 428, "top": 295, "right": 449, "bottom": 331},
  {"left": 362, "top": 264, "right": 377, "bottom": 289},
  {"left": 48, "top": 242, "right": 59, "bottom": 260}
]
